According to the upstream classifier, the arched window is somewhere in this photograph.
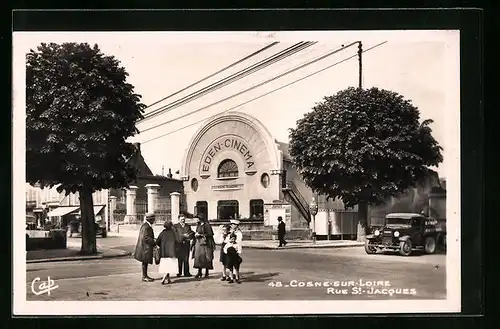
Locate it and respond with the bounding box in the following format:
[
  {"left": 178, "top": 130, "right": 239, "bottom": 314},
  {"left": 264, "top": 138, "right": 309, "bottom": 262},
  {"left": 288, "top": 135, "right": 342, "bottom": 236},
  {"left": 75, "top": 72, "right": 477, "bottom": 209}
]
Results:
[{"left": 218, "top": 159, "right": 239, "bottom": 178}]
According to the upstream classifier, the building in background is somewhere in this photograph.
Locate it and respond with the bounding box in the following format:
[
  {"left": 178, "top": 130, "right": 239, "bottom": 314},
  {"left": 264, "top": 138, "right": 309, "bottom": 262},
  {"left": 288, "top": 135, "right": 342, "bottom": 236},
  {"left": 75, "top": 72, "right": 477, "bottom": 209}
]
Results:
[
  {"left": 25, "top": 183, "right": 108, "bottom": 229},
  {"left": 180, "top": 111, "right": 358, "bottom": 240}
]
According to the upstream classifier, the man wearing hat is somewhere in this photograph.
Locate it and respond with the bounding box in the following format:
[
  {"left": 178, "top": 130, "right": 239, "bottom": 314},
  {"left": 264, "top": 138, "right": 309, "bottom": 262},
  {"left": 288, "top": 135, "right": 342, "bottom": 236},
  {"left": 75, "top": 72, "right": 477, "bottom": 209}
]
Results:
[
  {"left": 134, "top": 213, "right": 156, "bottom": 282},
  {"left": 277, "top": 216, "right": 287, "bottom": 247},
  {"left": 173, "top": 213, "right": 194, "bottom": 277}
]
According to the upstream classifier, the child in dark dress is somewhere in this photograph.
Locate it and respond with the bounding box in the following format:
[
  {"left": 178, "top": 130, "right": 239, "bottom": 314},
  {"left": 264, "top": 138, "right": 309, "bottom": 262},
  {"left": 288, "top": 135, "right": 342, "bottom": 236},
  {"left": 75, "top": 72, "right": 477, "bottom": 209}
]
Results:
[
  {"left": 223, "top": 234, "right": 242, "bottom": 284},
  {"left": 219, "top": 224, "right": 231, "bottom": 281}
]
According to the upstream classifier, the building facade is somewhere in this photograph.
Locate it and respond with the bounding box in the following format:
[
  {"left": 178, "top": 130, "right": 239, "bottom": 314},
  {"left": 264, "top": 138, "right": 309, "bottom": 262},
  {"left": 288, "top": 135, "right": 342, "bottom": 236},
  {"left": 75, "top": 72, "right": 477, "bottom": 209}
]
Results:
[{"left": 179, "top": 111, "right": 358, "bottom": 239}]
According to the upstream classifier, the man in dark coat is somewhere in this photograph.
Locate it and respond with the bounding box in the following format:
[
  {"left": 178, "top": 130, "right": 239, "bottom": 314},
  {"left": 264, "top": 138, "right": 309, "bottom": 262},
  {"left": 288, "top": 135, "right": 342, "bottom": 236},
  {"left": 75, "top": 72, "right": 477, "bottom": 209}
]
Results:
[
  {"left": 277, "top": 216, "right": 287, "bottom": 247},
  {"left": 134, "top": 213, "right": 156, "bottom": 282},
  {"left": 173, "top": 214, "right": 194, "bottom": 277}
]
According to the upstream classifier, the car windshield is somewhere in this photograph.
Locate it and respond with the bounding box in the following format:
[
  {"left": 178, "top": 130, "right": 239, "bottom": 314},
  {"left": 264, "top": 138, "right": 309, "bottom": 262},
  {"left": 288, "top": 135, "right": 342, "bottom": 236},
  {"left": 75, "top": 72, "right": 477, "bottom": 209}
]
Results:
[{"left": 385, "top": 218, "right": 412, "bottom": 226}]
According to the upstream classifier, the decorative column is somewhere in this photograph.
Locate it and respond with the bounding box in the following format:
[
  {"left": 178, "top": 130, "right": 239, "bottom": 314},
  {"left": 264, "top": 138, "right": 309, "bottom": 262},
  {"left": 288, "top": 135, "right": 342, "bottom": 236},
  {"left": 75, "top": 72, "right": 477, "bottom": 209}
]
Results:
[
  {"left": 145, "top": 184, "right": 160, "bottom": 214},
  {"left": 125, "top": 186, "right": 138, "bottom": 224},
  {"left": 170, "top": 192, "right": 181, "bottom": 224},
  {"left": 109, "top": 196, "right": 117, "bottom": 225}
]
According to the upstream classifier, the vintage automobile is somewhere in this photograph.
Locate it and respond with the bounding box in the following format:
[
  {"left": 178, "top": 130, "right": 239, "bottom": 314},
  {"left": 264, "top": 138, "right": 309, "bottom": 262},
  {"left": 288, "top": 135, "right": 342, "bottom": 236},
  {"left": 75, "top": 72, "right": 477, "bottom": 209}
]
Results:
[
  {"left": 68, "top": 215, "right": 107, "bottom": 238},
  {"left": 365, "top": 213, "right": 445, "bottom": 256}
]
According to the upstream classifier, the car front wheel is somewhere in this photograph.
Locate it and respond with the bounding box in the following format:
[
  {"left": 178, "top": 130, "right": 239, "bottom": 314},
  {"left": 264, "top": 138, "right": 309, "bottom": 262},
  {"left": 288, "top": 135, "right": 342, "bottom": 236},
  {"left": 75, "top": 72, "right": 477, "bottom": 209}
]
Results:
[
  {"left": 424, "top": 236, "right": 436, "bottom": 254},
  {"left": 364, "top": 240, "right": 377, "bottom": 254},
  {"left": 399, "top": 239, "right": 412, "bottom": 256}
]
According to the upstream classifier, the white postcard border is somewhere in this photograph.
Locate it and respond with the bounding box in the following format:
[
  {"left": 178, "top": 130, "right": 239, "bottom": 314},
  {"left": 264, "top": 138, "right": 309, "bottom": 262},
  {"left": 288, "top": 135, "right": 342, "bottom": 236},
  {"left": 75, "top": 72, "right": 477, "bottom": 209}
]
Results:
[{"left": 13, "top": 30, "right": 461, "bottom": 315}]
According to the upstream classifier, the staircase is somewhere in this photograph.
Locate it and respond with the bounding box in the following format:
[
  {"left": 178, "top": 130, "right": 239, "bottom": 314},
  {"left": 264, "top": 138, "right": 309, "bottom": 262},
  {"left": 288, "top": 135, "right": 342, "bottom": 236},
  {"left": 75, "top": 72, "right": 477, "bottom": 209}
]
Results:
[{"left": 282, "top": 180, "right": 311, "bottom": 223}]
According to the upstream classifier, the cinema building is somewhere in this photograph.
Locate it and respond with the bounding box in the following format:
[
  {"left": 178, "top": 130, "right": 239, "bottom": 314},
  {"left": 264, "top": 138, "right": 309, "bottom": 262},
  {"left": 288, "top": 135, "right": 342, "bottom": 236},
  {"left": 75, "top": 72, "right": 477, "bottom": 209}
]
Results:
[{"left": 180, "top": 111, "right": 359, "bottom": 240}]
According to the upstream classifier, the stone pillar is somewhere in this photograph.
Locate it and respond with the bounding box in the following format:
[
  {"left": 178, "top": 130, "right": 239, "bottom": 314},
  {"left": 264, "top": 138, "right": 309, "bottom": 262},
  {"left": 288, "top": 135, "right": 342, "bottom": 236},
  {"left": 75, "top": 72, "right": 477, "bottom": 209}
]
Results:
[
  {"left": 125, "top": 186, "right": 138, "bottom": 224},
  {"left": 109, "top": 196, "right": 117, "bottom": 225},
  {"left": 170, "top": 192, "right": 181, "bottom": 224},
  {"left": 145, "top": 184, "right": 161, "bottom": 214}
]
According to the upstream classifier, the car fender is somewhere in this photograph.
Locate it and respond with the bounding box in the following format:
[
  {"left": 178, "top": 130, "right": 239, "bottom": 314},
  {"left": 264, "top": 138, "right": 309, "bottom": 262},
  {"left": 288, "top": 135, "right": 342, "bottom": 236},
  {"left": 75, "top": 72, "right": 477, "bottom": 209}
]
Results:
[
  {"left": 366, "top": 234, "right": 375, "bottom": 240},
  {"left": 398, "top": 235, "right": 411, "bottom": 242}
]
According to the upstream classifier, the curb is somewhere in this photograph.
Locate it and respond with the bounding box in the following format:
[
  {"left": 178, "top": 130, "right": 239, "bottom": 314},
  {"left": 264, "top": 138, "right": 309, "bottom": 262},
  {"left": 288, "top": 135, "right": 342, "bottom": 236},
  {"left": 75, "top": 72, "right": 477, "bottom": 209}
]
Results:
[
  {"left": 242, "top": 243, "right": 364, "bottom": 250},
  {"left": 27, "top": 250, "right": 131, "bottom": 264}
]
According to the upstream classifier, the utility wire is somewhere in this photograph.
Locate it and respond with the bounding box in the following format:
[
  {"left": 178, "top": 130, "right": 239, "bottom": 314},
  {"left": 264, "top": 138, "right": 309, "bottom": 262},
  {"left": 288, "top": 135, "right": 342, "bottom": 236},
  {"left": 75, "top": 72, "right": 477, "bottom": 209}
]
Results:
[
  {"left": 140, "top": 41, "right": 387, "bottom": 145},
  {"left": 140, "top": 41, "right": 307, "bottom": 121},
  {"left": 139, "top": 41, "right": 358, "bottom": 135},
  {"left": 140, "top": 41, "right": 316, "bottom": 122},
  {"left": 141, "top": 41, "right": 280, "bottom": 115}
]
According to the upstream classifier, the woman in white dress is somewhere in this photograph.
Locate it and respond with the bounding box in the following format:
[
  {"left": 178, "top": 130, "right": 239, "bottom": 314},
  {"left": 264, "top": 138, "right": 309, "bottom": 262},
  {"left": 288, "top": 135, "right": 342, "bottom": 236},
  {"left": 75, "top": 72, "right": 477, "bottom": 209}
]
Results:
[{"left": 155, "top": 220, "right": 180, "bottom": 285}]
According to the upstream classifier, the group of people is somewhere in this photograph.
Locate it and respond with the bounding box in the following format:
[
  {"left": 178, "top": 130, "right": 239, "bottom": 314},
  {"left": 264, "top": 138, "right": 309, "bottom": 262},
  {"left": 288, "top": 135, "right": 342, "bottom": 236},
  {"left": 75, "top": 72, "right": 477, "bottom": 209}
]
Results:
[{"left": 133, "top": 212, "right": 244, "bottom": 285}]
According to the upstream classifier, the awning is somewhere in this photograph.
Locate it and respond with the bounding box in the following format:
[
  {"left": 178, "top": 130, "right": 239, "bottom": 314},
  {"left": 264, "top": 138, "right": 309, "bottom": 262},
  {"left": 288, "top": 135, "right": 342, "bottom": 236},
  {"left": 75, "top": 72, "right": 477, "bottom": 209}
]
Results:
[
  {"left": 46, "top": 206, "right": 79, "bottom": 217},
  {"left": 26, "top": 215, "right": 37, "bottom": 223},
  {"left": 77, "top": 205, "right": 105, "bottom": 216}
]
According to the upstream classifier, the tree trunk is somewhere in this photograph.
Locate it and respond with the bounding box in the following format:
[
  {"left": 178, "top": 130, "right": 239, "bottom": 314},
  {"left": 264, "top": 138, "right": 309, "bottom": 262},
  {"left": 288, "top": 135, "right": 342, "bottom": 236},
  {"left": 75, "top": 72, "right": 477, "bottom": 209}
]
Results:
[
  {"left": 79, "top": 187, "right": 97, "bottom": 255},
  {"left": 357, "top": 201, "right": 369, "bottom": 242}
]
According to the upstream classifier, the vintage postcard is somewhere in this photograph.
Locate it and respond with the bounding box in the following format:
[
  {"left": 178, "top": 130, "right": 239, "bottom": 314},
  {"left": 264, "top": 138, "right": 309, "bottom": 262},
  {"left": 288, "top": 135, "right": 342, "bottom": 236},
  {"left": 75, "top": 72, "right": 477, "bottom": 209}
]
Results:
[{"left": 13, "top": 30, "right": 461, "bottom": 315}]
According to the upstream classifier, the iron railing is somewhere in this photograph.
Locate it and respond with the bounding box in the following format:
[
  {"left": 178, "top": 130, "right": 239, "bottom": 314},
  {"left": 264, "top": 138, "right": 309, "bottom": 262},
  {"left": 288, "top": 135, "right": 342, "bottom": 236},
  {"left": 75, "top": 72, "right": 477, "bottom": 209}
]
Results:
[{"left": 283, "top": 180, "right": 311, "bottom": 223}]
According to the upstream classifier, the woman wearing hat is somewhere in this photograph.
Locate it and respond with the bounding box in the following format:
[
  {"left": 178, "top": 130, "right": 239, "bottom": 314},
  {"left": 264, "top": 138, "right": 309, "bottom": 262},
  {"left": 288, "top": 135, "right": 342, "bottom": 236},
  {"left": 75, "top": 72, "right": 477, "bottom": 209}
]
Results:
[
  {"left": 229, "top": 219, "right": 243, "bottom": 245},
  {"left": 192, "top": 214, "right": 216, "bottom": 278},
  {"left": 155, "top": 220, "right": 180, "bottom": 285}
]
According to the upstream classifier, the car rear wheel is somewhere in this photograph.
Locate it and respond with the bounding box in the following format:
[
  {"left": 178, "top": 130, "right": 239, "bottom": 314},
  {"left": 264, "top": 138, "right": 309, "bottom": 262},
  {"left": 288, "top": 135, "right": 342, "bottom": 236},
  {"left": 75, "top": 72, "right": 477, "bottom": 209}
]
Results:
[
  {"left": 399, "top": 240, "right": 412, "bottom": 256},
  {"left": 364, "top": 240, "right": 377, "bottom": 254},
  {"left": 424, "top": 236, "right": 436, "bottom": 254}
]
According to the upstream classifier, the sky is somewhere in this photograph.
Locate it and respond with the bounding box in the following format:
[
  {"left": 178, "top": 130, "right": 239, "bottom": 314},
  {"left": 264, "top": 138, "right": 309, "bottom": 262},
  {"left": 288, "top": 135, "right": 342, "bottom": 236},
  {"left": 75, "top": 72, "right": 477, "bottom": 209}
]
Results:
[{"left": 13, "top": 31, "right": 460, "bottom": 179}]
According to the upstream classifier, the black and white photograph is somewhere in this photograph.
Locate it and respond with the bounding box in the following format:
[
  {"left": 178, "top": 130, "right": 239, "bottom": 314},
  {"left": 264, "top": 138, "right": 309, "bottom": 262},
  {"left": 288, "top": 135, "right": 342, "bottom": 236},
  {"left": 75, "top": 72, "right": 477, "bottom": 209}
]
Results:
[{"left": 13, "top": 29, "right": 461, "bottom": 315}]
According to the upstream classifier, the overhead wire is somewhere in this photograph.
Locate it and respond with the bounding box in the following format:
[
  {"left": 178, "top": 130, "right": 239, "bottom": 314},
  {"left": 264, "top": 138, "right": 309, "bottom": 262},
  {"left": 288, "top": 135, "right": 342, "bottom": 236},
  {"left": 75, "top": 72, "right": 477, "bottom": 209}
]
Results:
[
  {"left": 138, "top": 41, "right": 359, "bottom": 135},
  {"left": 141, "top": 41, "right": 280, "bottom": 114},
  {"left": 139, "top": 41, "right": 317, "bottom": 122},
  {"left": 139, "top": 41, "right": 387, "bottom": 145}
]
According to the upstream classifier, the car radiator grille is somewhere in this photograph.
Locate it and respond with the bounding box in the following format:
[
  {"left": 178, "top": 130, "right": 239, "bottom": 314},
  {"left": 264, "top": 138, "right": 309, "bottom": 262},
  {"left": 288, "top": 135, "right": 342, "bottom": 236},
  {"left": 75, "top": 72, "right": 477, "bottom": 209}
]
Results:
[{"left": 382, "top": 237, "right": 393, "bottom": 245}]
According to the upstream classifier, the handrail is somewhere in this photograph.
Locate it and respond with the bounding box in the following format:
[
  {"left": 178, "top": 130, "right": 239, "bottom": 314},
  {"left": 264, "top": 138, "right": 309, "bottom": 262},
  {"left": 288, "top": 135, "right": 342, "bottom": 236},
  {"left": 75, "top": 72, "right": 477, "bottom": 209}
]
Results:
[
  {"left": 284, "top": 180, "right": 311, "bottom": 221},
  {"left": 285, "top": 181, "right": 310, "bottom": 212}
]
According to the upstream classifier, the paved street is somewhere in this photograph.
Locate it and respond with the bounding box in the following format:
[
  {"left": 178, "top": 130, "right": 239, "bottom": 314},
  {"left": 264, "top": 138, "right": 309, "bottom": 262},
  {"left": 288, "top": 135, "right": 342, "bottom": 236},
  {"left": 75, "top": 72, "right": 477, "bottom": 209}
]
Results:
[{"left": 26, "top": 235, "right": 446, "bottom": 301}]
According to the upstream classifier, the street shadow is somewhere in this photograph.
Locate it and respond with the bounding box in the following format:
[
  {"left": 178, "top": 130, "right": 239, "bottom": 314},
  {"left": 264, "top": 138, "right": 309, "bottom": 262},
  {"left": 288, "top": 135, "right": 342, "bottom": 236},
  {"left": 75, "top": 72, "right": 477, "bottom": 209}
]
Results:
[
  {"left": 27, "top": 268, "right": 43, "bottom": 272},
  {"left": 377, "top": 249, "right": 446, "bottom": 257},
  {"left": 149, "top": 271, "right": 281, "bottom": 284},
  {"left": 239, "top": 271, "right": 281, "bottom": 283}
]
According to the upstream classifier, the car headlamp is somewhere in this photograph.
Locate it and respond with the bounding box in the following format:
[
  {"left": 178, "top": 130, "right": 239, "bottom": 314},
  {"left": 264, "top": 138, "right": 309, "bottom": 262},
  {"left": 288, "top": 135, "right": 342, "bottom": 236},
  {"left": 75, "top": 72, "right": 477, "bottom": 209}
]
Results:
[
  {"left": 394, "top": 231, "right": 400, "bottom": 238},
  {"left": 374, "top": 230, "right": 380, "bottom": 236}
]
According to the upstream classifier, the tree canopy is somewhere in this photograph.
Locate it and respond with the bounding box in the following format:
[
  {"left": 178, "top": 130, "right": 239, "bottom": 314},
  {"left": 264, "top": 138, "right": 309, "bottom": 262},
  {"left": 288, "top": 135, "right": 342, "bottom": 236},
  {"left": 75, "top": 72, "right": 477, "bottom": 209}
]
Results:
[
  {"left": 26, "top": 42, "right": 146, "bottom": 194},
  {"left": 288, "top": 87, "right": 443, "bottom": 209}
]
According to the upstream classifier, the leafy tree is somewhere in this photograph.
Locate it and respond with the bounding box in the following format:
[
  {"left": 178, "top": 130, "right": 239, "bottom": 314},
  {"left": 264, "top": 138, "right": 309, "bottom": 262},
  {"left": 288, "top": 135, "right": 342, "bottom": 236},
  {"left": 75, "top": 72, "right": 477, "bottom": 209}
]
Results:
[
  {"left": 26, "top": 43, "right": 145, "bottom": 254},
  {"left": 288, "top": 87, "right": 443, "bottom": 240}
]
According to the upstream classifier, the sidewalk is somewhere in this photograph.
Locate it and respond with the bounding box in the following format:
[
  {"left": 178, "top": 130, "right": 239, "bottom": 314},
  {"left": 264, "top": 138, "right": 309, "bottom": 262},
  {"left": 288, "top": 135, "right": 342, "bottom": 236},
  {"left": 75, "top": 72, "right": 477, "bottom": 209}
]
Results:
[
  {"left": 241, "top": 240, "right": 364, "bottom": 249},
  {"left": 108, "top": 230, "right": 363, "bottom": 250},
  {"left": 26, "top": 240, "right": 130, "bottom": 264}
]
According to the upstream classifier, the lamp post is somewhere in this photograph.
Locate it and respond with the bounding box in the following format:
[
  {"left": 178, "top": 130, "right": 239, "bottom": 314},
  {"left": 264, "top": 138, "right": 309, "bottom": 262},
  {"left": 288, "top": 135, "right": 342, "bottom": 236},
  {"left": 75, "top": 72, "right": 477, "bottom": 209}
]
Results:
[{"left": 309, "top": 196, "right": 318, "bottom": 244}]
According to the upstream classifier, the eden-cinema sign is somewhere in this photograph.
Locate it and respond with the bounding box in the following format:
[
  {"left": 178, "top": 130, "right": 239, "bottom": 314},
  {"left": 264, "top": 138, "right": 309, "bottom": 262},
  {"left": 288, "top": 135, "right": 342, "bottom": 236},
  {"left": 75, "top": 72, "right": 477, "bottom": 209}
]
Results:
[{"left": 200, "top": 136, "right": 255, "bottom": 174}]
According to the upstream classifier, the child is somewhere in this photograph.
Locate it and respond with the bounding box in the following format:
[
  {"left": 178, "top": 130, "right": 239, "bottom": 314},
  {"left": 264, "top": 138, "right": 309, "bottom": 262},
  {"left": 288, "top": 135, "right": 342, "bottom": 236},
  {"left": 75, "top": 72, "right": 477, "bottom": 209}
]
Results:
[
  {"left": 219, "top": 224, "right": 231, "bottom": 281},
  {"left": 223, "top": 233, "right": 242, "bottom": 284}
]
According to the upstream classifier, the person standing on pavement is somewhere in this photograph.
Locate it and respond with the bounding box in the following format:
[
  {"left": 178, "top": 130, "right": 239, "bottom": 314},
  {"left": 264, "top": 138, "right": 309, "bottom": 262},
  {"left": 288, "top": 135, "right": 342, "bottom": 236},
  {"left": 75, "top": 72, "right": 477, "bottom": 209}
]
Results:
[
  {"left": 192, "top": 213, "right": 215, "bottom": 279},
  {"left": 134, "top": 213, "right": 156, "bottom": 282},
  {"left": 155, "top": 220, "right": 180, "bottom": 285},
  {"left": 223, "top": 233, "right": 243, "bottom": 284},
  {"left": 219, "top": 224, "right": 231, "bottom": 281},
  {"left": 277, "top": 216, "right": 287, "bottom": 247},
  {"left": 173, "top": 214, "right": 194, "bottom": 277}
]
